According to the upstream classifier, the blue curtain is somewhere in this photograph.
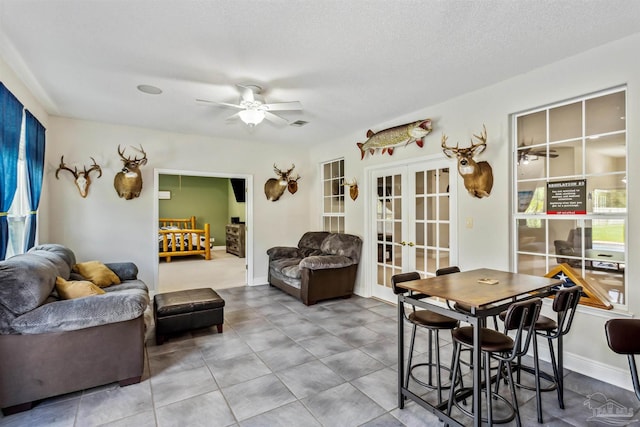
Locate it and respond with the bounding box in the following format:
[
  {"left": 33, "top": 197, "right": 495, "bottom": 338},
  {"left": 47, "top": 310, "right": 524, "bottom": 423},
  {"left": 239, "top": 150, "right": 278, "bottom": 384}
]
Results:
[
  {"left": 0, "top": 83, "right": 24, "bottom": 260},
  {"left": 24, "top": 110, "right": 46, "bottom": 252}
]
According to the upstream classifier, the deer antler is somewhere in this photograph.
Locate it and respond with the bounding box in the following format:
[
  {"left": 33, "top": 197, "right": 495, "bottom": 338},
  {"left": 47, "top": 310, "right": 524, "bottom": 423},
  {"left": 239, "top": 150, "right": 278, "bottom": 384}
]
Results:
[
  {"left": 471, "top": 124, "right": 487, "bottom": 148},
  {"left": 118, "top": 145, "right": 147, "bottom": 165},
  {"left": 55, "top": 156, "right": 79, "bottom": 179},
  {"left": 441, "top": 134, "right": 460, "bottom": 152},
  {"left": 84, "top": 157, "right": 102, "bottom": 178}
]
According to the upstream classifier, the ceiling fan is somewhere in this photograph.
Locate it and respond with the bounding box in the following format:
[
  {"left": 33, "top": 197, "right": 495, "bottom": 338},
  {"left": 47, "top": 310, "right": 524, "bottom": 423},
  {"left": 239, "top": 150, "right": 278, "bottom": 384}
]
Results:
[
  {"left": 517, "top": 141, "right": 559, "bottom": 164},
  {"left": 197, "top": 84, "right": 303, "bottom": 127}
]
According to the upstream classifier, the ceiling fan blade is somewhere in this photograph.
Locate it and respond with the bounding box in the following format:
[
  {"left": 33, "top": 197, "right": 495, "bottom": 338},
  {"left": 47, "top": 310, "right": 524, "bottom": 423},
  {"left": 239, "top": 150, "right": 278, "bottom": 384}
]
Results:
[
  {"left": 236, "top": 84, "right": 255, "bottom": 103},
  {"left": 264, "top": 111, "right": 290, "bottom": 126},
  {"left": 197, "top": 99, "right": 244, "bottom": 109},
  {"left": 261, "top": 101, "right": 303, "bottom": 111},
  {"left": 225, "top": 112, "right": 241, "bottom": 121}
]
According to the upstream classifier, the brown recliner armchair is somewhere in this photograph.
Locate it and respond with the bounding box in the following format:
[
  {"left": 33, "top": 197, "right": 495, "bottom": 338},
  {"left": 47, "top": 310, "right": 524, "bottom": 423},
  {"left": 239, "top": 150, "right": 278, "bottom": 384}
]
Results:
[{"left": 267, "top": 231, "right": 362, "bottom": 305}]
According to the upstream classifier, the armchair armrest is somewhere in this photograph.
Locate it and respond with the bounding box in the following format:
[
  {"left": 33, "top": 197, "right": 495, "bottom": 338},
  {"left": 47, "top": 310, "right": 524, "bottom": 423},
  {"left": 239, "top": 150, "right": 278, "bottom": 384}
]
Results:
[
  {"left": 105, "top": 262, "right": 138, "bottom": 281},
  {"left": 11, "top": 291, "right": 149, "bottom": 334},
  {"left": 267, "top": 246, "right": 301, "bottom": 260},
  {"left": 300, "top": 255, "right": 354, "bottom": 270}
]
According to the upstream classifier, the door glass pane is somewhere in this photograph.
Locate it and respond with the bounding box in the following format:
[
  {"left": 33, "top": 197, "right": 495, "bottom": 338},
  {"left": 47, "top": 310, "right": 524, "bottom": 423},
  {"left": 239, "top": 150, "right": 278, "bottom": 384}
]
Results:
[
  {"left": 416, "top": 171, "right": 425, "bottom": 195},
  {"left": 438, "top": 196, "right": 449, "bottom": 220},
  {"left": 416, "top": 196, "right": 424, "bottom": 221},
  {"left": 415, "top": 222, "right": 424, "bottom": 246}
]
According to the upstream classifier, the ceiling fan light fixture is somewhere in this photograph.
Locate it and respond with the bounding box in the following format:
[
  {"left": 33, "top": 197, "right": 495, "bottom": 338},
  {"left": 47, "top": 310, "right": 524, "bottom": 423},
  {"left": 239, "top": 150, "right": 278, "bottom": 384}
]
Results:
[{"left": 239, "top": 109, "right": 265, "bottom": 127}]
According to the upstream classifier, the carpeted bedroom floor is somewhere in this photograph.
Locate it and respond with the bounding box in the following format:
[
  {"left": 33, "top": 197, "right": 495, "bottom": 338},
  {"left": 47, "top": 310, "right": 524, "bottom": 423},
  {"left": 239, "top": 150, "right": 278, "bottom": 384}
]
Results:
[{"left": 158, "top": 248, "right": 246, "bottom": 292}]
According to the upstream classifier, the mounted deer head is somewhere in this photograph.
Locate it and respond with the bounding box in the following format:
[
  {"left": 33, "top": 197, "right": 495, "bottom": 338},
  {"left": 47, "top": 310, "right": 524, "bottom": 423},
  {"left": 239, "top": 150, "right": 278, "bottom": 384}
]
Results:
[
  {"left": 114, "top": 145, "right": 147, "bottom": 200},
  {"left": 264, "top": 163, "right": 295, "bottom": 201},
  {"left": 441, "top": 125, "right": 493, "bottom": 198},
  {"left": 343, "top": 178, "right": 359, "bottom": 201},
  {"left": 55, "top": 156, "right": 102, "bottom": 198},
  {"left": 287, "top": 173, "right": 301, "bottom": 194}
]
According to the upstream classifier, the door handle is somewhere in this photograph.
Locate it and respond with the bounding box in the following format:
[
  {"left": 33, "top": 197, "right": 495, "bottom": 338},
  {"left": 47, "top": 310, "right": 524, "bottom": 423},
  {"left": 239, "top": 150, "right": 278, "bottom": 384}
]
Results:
[
  {"left": 400, "top": 241, "right": 407, "bottom": 246},
  {"left": 408, "top": 242, "right": 415, "bottom": 247}
]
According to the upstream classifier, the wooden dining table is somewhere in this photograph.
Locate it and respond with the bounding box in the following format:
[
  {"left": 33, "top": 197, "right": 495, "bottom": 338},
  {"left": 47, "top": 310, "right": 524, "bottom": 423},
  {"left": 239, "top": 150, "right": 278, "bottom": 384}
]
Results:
[{"left": 396, "top": 268, "right": 562, "bottom": 427}]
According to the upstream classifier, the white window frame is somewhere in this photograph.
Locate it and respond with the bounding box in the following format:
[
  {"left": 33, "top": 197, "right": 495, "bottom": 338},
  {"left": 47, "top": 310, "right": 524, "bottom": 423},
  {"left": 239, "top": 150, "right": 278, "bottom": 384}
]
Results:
[{"left": 511, "top": 87, "right": 628, "bottom": 309}]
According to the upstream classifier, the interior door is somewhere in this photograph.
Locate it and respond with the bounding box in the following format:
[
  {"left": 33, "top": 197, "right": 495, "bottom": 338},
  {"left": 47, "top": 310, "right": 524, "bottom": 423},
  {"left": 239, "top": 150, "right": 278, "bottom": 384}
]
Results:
[{"left": 370, "top": 159, "right": 455, "bottom": 303}]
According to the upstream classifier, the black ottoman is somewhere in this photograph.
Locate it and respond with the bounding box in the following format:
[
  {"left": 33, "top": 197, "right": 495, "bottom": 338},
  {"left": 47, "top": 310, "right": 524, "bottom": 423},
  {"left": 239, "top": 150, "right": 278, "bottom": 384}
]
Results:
[{"left": 153, "top": 288, "right": 225, "bottom": 345}]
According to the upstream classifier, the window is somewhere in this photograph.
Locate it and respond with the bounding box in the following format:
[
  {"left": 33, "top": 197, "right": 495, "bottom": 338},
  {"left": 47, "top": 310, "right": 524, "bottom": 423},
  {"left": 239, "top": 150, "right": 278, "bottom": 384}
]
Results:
[
  {"left": 6, "top": 116, "right": 29, "bottom": 258},
  {"left": 513, "top": 88, "right": 627, "bottom": 306},
  {"left": 321, "top": 159, "right": 344, "bottom": 232}
]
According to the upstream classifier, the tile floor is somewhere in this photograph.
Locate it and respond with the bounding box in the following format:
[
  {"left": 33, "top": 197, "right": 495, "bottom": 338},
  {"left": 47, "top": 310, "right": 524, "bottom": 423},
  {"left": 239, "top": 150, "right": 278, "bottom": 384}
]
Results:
[{"left": 1, "top": 284, "right": 638, "bottom": 426}]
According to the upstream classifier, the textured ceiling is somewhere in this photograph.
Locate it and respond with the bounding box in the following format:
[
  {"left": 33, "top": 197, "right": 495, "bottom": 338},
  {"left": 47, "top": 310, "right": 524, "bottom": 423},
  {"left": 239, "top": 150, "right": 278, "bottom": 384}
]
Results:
[{"left": 1, "top": 0, "right": 639, "bottom": 146}]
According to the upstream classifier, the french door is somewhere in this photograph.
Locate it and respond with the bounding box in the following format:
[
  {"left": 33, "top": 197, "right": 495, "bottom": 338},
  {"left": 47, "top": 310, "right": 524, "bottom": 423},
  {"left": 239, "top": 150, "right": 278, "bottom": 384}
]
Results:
[{"left": 370, "top": 159, "right": 456, "bottom": 302}]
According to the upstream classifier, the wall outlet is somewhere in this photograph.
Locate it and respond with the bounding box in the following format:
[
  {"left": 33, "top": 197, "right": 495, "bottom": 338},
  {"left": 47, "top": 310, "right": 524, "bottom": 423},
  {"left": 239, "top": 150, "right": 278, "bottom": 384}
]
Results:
[{"left": 465, "top": 217, "right": 473, "bottom": 228}]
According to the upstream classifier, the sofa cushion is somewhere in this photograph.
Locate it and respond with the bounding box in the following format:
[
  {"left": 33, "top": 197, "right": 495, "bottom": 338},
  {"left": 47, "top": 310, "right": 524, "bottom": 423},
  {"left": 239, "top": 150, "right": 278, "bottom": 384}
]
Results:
[
  {"left": 74, "top": 261, "right": 121, "bottom": 287},
  {"left": 28, "top": 244, "right": 76, "bottom": 273},
  {"left": 10, "top": 291, "right": 149, "bottom": 334},
  {"left": 320, "top": 233, "right": 363, "bottom": 263},
  {"left": 300, "top": 255, "right": 354, "bottom": 270},
  {"left": 0, "top": 253, "right": 65, "bottom": 316},
  {"left": 55, "top": 277, "right": 106, "bottom": 299},
  {"left": 298, "top": 232, "right": 331, "bottom": 251},
  {"left": 271, "top": 258, "right": 303, "bottom": 279}
]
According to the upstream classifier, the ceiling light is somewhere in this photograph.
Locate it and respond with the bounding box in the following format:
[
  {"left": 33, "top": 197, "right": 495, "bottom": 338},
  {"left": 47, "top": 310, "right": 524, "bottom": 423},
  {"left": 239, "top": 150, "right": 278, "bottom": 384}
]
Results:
[
  {"left": 137, "top": 84, "right": 162, "bottom": 95},
  {"left": 239, "top": 109, "right": 265, "bottom": 127}
]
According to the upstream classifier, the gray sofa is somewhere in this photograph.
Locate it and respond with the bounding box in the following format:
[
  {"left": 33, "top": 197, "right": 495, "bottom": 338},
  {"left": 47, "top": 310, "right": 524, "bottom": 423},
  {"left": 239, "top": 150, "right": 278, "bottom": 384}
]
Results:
[
  {"left": 0, "top": 244, "right": 149, "bottom": 414},
  {"left": 267, "top": 232, "right": 362, "bottom": 305}
]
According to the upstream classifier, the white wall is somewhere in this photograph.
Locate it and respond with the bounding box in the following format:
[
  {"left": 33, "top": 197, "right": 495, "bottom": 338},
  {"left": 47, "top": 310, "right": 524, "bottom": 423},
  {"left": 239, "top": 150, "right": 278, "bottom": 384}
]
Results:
[
  {"left": 40, "top": 117, "right": 311, "bottom": 288},
  {"left": 309, "top": 33, "right": 640, "bottom": 390}
]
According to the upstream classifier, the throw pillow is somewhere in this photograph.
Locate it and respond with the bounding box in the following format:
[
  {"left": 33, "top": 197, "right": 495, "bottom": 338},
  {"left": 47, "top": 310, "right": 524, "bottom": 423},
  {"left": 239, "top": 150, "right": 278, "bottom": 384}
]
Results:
[
  {"left": 55, "top": 276, "right": 106, "bottom": 299},
  {"left": 73, "top": 261, "right": 121, "bottom": 287}
]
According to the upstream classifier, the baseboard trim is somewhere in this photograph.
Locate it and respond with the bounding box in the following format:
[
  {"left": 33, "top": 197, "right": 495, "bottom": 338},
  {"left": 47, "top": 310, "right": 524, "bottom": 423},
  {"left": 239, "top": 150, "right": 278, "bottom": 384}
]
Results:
[{"left": 534, "top": 344, "right": 633, "bottom": 391}]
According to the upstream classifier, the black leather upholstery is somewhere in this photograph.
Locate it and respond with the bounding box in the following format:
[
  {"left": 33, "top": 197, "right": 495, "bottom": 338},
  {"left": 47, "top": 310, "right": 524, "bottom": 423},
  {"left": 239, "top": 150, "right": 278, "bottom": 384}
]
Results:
[{"left": 154, "top": 288, "right": 224, "bottom": 344}]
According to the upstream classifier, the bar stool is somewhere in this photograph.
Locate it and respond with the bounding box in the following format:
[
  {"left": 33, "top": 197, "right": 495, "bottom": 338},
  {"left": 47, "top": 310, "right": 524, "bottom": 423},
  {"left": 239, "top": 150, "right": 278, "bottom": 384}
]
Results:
[
  {"left": 605, "top": 319, "right": 640, "bottom": 401},
  {"left": 447, "top": 298, "right": 542, "bottom": 426},
  {"left": 391, "top": 272, "right": 460, "bottom": 404},
  {"left": 505, "top": 285, "right": 581, "bottom": 423}
]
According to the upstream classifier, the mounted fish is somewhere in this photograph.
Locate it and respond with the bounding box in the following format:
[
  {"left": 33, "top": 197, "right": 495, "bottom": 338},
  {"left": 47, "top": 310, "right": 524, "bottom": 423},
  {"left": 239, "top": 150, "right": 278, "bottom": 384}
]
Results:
[{"left": 357, "top": 119, "right": 432, "bottom": 160}]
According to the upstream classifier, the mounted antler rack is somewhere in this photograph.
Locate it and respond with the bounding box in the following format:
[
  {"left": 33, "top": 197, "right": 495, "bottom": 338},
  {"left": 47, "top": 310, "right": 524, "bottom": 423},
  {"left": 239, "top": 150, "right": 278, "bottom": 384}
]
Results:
[{"left": 55, "top": 156, "right": 102, "bottom": 198}]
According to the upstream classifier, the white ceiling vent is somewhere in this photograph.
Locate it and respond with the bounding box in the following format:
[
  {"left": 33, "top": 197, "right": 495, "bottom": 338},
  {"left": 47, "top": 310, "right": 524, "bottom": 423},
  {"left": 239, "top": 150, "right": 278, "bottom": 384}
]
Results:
[{"left": 290, "top": 120, "right": 309, "bottom": 127}]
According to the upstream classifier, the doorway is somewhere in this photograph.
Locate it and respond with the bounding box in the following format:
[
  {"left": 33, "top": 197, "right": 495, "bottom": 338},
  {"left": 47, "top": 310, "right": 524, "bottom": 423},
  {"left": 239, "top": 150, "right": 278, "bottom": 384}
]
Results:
[
  {"left": 153, "top": 169, "right": 253, "bottom": 292},
  {"left": 367, "top": 157, "right": 457, "bottom": 303}
]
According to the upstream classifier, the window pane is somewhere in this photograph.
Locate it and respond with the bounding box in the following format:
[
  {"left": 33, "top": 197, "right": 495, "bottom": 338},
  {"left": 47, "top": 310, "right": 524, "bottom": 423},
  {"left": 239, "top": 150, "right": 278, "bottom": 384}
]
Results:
[
  {"left": 516, "top": 182, "right": 546, "bottom": 214},
  {"left": 517, "top": 254, "right": 548, "bottom": 276},
  {"left": 586, "top": 134, "right": 626, "bottom": 175},
  {"left": 586, "top": 91, "right": 626, "bottom": 135},
  {"left": 548, "top": 140, "right": 583, "bottom": 178},
  {"left": 549, "top": 101, "right": 582, "bottom": 142},
  {"left": 517, "top": 218, "right": 547, "bottom": 254},
  {"left": 517, "top": 110, "right": 547, "bottom": 145}
]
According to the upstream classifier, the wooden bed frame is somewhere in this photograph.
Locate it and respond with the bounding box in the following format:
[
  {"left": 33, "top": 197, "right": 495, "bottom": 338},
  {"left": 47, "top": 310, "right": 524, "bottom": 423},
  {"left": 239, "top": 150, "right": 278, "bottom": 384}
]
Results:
[{"left": 159, "top": 216, "right": 211, "bottom": 262}]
